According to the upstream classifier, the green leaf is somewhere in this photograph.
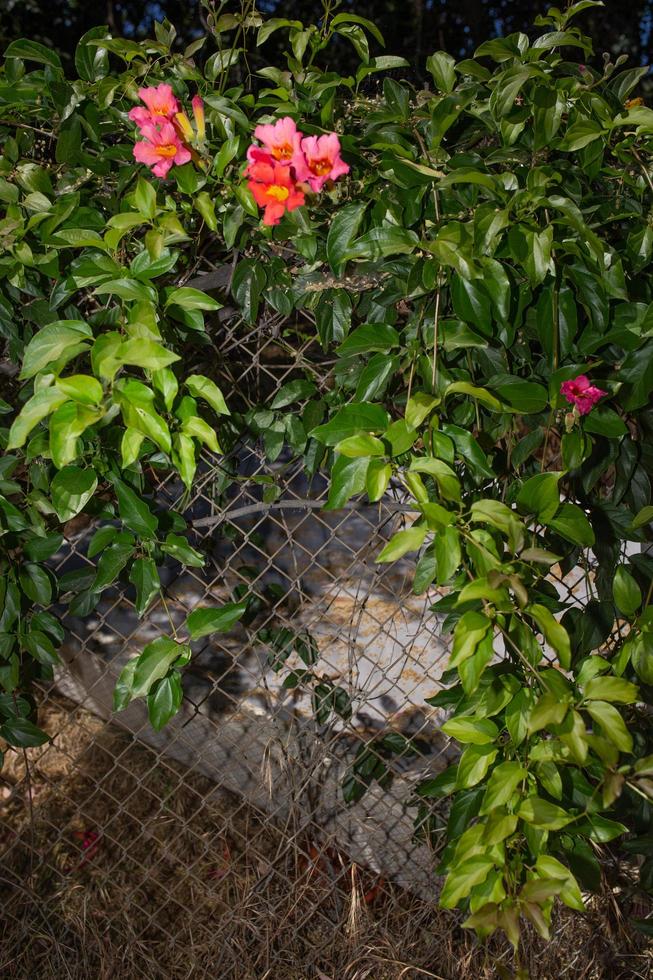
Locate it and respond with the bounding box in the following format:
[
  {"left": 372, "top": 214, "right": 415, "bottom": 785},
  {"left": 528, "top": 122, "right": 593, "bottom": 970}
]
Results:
[
  {"left": 336, "top": 433, "right": 386, "bottom": 458},
  {"left": 410, "top": 457, "right": 461, "bottom": 503},
  {"left": 186, "top": 601, "right": 248, "bottom": 640},
  {"left": 516, "top": 472, "right": 562, "bottom": 522},
  {"left": 117, "top": 339, "right": 180, "bottom": 372},
  {"left": 547, "top": 503, "right": 595, "bottom": 547},
  {"left": 518, "top": 796, "right": 573, "bottom": 830},
  {"left": 535, "top": 855, "right": 584, "bottom": 911},
  {"left": 113, "top": 657, "right": 138, "bottom": 711},
  {"left": 269, "top": 379, "right": 316, "bottom": 410},
  {"left": 75, "top": 25, "right": 110, "bottom": 81},
  {"left": 24, "top": 534, "right": 63, "bottom": 562},
  {"left": 366, "top": 459, "right": 391, "bottom": 502},
  {"left": 326, "top": 202, "right": 368, "bottom": 274},
  {"left": 349, "top": 226, "right": 418, "bottom": 260},
  {"left": 134, "top": 177, "right": 157, "bottom": 220},
  {"left": 440, "top": 856, "right": 494, "bottom": 909},
  {"left": 434, "top": 525, "right": 462, "bottom": 583},
  {"left": 121, "top": 428, "right": 145, "bottom": 467},
  {"left": 451, "top": 274, "right": 492, "bottom": 335},
  {"left": 231, "top": 259, "right": 267, "bottom": 324},
  {"left": 50, "top": 466, "right": 97, "bottom": 522},
  {"left": 147, "top": 673, "right": 183, "bottom": 731},
  {"left": 110, "top": 477, "right": 158, "bottom": 539},
  {"left": 49, "top": 402, "right": 103, "bottom": 469},
  {"left": 426, "top": 50, "right": 457, "bottom": 92},
  {"left": 558, "top": 118, "right": 604, "bottom": 151},
  {"left": 182, "top": 416, "right": 221, "bottom": 453},
  {"left": 20, "top": 562, "right": 53, "bottom": 608},
  {"left": 330, "top": 11, "right": 384, "bottom": 45},
  {"left": 444, "top": 381, "right": 507, "bottom": 413},
  {"left": 631, "top": 505, "right": 653, "bottom": 530},
  {"left": 129, "top": 558, "right": 160, "bottom": 617},
  {"left": 527, "top": 692, "right": 569, "bottom": 734},
  {"left": 5, "top": 38, "right": 62, "bottom": 69},
  {"left": 376, "top": 524, "right": 427, "bottom": 563},
  {"left": 6, "top": 388, "right": 69, "bottom": 449},
  {"left": 0, "top": 717, "right": 49, "bottom": 748},
  {"left": 456, "top": 743, "right": 498, "bottom": 789},
  {"left": 324, "top": 454, "right": 370, "bottom": 510},
  {"left": 132, "top": 636, "right": 188, "bottom": 698},
  {"left": 336, "top": 324, "right": 400, "bottom": 357},
  {"left": 310, "top": 403, "right": 389, "bottom": 445},
  {"left": 93, "top": 278, "right": 155, "bottom": 304},
  {"left": 441, "top": 716, "right": 498, "bottom": 745},
  {"left": 613, "top": 565, "right": 642, "bottom": 616},
  {"left": 449, "top": 611, "right": 492, "bottom": 669},
  {"left": 19, "top": 320, "right": 92, "bottom": 380},
  {"left": 161, "top": 533, "right": 205, "bottom": 568},
  {"left": 585, "top": 700, "right": 633, "bottom": 754},
  {"left": 479, "top": 761, "right": 527, "bottom": 814},
  {"left": 471, "top": 500, "right": 524, "bottom": 553},
  {"left": 584, "top": 676, "right": 638, "bottom": 704},
  {"left": 93, "top": 534, "right": 135, "bottom": 591},
  {"left": 87, "top": 525, "right": 118, "bottom": 559},
  {"left": 527, "top": 603, "right": 571, "bottom": 669},
  {"left": 164, "top": 286, "right": 222, "bottom": 312},
  {"left": 491, "top": 377, "right": 548, "bottom": 414}
]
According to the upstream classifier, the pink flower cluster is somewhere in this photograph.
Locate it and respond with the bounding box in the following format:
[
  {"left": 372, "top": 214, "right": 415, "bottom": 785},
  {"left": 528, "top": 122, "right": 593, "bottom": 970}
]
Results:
[
  {"left": 560, "top": 375, "right": 606, "bottom": 415},
  {"left": 244, "top": 117, "right": 349, "bottom": 226},
  {"left": 129, "top": 84, "right": 205, "bottom": 179}
]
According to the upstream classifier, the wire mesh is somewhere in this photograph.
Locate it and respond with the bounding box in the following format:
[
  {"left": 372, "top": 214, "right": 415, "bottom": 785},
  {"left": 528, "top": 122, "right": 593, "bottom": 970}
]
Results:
[{"left": 1, "top": 303, "right": 648, "bottom": 979}]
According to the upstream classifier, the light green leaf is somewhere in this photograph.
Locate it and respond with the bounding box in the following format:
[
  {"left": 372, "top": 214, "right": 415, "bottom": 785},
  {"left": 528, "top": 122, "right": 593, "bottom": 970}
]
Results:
[
  {"left": 376, "top": 524, "right": 427, "bottom": 563},
  {"left": 518, "top": 796, "right": 573, "bottom": 830},
  {"left": 527, "top": 603, "right": 571, "bottom": 669},
  {"left": 584, "top": 676, "right": 639, "bottom": 704}
]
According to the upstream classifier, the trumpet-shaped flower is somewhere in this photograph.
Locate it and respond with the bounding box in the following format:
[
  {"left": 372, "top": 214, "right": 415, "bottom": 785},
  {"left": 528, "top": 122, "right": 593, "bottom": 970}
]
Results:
[
  {"left": 192, "top": 95, "right": 206, "bottom": 140},
  {"left": 129, "top": 83, "right": 180, "bottom": 129},
  {"left": 252, "top": 116, "right": 304, "bottom": 166},
  {"left": 295, "top": 133, "right": 350, "bottom": 191},
  {"left": 133, "top": 121, "right": 191, "bottom": 178},
  {"left": 560, "top": 375, "right": 606, "bottom": 415},
  {"left": 246, "top": 158, "right": 305, "bottom": 226}
]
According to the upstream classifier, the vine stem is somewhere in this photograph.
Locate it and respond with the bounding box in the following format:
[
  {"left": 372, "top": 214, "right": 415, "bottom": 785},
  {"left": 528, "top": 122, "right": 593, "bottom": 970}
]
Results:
[
  {"left": 192, "top": 497, "right": 417, "bottom": 529},
  {"left": 431, "top": 287, "right": 441, "bottom": 390}
]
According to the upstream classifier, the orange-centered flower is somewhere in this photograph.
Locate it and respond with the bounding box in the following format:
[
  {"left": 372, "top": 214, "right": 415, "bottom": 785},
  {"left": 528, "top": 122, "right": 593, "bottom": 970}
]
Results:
[
  {"left": 129, "top": 83, "right": 180, "bottom": 130},
  {"left": 295, "top": 134, "right": 350, "bottom": 192},
  {"left": 133, "top": 121, "right": 191, "bottom": 178},
  {"left": 246, "top": 158, "right": 305, "bottom": 226},
  {"left": 249, "top": 116, "right": 304, "bottom": 169}
]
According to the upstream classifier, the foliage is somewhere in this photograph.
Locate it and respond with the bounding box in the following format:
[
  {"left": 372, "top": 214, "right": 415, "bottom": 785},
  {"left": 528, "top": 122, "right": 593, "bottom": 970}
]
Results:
[{"left": 2, "top": 0, "right": 653, "bottom": 958}]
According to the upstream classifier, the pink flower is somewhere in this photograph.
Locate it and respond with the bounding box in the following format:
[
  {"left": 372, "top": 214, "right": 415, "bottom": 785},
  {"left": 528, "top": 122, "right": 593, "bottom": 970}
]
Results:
[
  {"left": 133, "top": 120, "right": 191, "bottom": 178},
  {"left": 251, "top": 116, "right": 304, "bottom": 167},
  {"left": 560, "top": 375, "right": 607, "bottom": 415},
  {"left": 246, "top": 158, "right": 305, "bottom": 226},
  {"left": 295, "top": 133, "right": 350, "bottom": 192},
  {"left": 128, "top": 83, "right": 179, "bottom": 129}
]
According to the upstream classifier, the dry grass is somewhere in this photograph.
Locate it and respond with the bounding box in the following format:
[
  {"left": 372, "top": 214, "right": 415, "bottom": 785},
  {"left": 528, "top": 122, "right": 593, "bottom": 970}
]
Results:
[{"left": 0, "top": 694, "right": 651, "bottom": 980}]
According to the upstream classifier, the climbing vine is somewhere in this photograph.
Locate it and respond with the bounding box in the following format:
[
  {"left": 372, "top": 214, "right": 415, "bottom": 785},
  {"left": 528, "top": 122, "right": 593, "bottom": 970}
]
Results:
[{"left": 2, "top": 0, "right": 653, "bottom": 958}]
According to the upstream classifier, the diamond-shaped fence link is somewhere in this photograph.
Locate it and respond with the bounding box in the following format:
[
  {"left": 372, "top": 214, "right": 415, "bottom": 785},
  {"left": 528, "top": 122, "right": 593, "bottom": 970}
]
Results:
[{"left": 0, "top": 310, "right": 627, "bottom": 978}]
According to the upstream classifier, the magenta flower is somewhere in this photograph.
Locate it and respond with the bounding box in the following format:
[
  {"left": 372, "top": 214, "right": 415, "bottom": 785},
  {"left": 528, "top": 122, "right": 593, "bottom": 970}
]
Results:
[
  {"left": 133, "top": 120, "right": 191, "bottom": 178},
  {"left": 295, "top": 133, "right": 350, "bottom": 191},
  {"left": 128, "top": 83, "right": 179, "bottom": 130},
  {"left": 560, "top": 375, "right": 607, "bottom": 415}
]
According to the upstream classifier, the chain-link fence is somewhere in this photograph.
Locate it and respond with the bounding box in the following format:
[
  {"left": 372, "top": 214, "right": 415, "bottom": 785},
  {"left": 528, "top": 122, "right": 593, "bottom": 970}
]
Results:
[{"left": 1, "top": 296, "right": 651, "bottom": 979}]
